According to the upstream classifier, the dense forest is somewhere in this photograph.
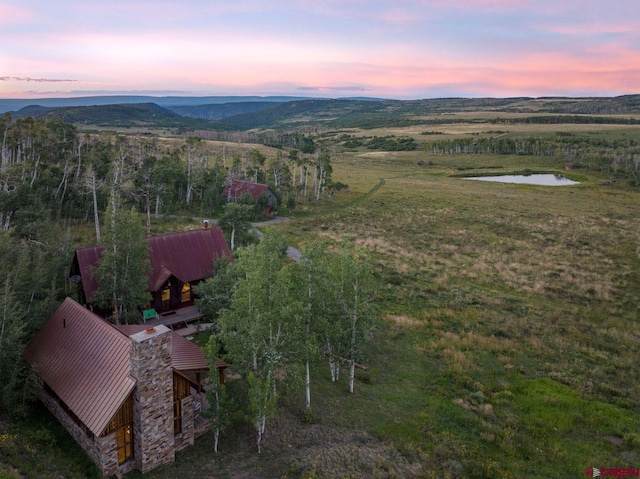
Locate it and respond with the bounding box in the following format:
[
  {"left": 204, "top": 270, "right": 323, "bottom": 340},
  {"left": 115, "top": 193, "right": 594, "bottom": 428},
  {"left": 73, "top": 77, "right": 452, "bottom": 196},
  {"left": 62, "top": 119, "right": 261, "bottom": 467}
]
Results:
[{"left": 0, "top": 112, "right": 338, "bottom": 418}]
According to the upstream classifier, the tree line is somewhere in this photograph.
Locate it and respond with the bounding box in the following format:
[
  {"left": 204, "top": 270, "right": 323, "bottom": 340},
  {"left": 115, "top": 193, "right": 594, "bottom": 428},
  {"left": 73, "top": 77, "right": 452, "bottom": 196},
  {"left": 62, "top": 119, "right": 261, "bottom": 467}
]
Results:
[
  {"left": 195, "top": 230, "right": 377, "bottom": 453},
  {"left": 0, "top": 114, "right": 338, "bottom": 238},
  {"left": 428, "top": 135, "right": 640, "bottom": 184},
  {"left": 0, "top": 113, "right": 341, "bottom": 417}
]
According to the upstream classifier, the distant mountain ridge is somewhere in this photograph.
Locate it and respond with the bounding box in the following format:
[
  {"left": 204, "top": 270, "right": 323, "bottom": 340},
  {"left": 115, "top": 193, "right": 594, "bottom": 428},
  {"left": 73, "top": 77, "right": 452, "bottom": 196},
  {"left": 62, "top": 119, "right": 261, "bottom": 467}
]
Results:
[
  {"left": 2, "top": 94, "right": 639, "bottom": 132},
  {"left": 167, "top": 101, "right": 286, "bottom": 120},
  {"left": 0, "top": 95, "right": 314, "bottom": 114},
  {"left": 11, "top": 102, "right": 234, "bottom": 131}
]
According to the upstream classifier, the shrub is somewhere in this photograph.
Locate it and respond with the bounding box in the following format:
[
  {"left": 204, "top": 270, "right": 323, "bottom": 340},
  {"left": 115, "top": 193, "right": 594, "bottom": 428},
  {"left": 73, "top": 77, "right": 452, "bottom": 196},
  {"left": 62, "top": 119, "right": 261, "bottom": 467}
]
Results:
[{"left": 303, "top": 408, "right": 318, "bottom": 424}]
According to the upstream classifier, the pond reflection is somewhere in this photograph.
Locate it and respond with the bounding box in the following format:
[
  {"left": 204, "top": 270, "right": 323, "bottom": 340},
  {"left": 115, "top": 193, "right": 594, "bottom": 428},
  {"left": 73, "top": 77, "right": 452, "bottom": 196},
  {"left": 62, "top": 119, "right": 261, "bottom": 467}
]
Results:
[{"left": 463, "top": 174, "right": 579, "bottom": 186}]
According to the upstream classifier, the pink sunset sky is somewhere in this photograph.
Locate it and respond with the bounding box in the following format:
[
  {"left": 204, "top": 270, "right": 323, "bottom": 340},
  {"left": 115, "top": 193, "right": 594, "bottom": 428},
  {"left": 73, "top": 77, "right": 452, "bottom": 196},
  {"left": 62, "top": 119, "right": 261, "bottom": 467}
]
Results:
[{"left": 1, "top": 0, "right": 639, "bottom": 100}]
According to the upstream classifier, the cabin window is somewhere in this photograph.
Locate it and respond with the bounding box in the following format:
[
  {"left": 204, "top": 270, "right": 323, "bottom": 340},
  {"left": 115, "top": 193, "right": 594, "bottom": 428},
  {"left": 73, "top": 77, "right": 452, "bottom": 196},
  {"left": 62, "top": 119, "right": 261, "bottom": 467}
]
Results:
[
  {"left": 174, "top": 399, "right": 182, "bottom": 434},
  {"left": 161, "top": 287, "right": 171, "bottom": 310},
  {"left": 181, "top": 283, "right": 191, "bottom": 303},
  {"left": 116, "top": 425, "right": 133, "bottom": 464}
]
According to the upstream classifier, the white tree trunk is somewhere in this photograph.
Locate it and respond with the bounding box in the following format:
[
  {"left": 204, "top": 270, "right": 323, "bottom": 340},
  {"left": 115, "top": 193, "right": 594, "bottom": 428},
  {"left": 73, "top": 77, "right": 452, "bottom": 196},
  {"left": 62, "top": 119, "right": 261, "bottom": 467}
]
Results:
[
  {"left": 256, "top": 415, "right": 266, "bottom": 453},
  {"left": 329, "top": 359, "right": 340, "bottom": 382},
  {"left": 213, "top": 388, "right": 220, "bottom": 453},
  {"left": 1, "top": 123, "right": 9, "bottom": 173},
  {"left": 312, "top": 165, "right": 317, "bottom": 195},
  {"left": 2, "top": 211, "right": 11, "bottom": 231},
  {"left": 316, "top": 165, "right": 324, "bottom": 201},
  {"left": 186, "top": 150, "right": 194, "bottom": 205},
  {"left": 291, "top": 163, "right": 296, "bottom": 189},
  {"left": 74, "top": 136, "right": 84, "bottom": 181},
  {"left": 305, "top": 360, "right": 311, "bottom": 410},
  {"left": 155, "top": 193, "right": 161, "bottom": 218},
  {"left": 30, "top": 155, "right": 40, "bottom": 187},
  {"left": 92, "top": 172, "right": 101, "bottom": 242},
  {"left": 145, "top": 188, "right": 151, "bottom": 237},
  {"left": 327, "top": 341, "right": 339, "bottom": 381},
  {"left": 349, "top": 360, "right": 355, "bottom": 394}
]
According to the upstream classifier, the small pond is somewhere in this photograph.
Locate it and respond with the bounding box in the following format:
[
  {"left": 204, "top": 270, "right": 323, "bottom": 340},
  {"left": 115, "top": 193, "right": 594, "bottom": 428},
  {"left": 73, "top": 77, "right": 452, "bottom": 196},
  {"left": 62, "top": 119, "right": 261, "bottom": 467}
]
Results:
[{"left": 463, "top": 174, "right": 579, "bottom": 186}]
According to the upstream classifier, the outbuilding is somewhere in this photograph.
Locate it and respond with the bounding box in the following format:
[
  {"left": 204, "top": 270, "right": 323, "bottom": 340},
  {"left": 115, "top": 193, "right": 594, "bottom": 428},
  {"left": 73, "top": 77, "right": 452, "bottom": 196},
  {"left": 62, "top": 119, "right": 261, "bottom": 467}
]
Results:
[{"left": 221, "top": 179, "right": 278, "bottom": 215}]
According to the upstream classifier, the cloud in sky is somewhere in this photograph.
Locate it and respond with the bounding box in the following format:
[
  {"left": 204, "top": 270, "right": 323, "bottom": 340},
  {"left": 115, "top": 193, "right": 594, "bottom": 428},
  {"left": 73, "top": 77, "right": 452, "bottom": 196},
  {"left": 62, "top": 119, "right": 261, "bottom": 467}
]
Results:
[
  {"left": 0, "top": 0, "right": 638, "bottom": 99},
  {"left": 0, "top": 76, "right": 77, "bottom": 82}
]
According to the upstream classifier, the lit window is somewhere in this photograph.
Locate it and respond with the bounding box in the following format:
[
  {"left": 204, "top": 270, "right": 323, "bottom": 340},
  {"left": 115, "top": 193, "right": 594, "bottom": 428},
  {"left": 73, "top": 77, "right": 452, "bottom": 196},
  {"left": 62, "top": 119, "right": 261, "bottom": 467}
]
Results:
[
  {"left": 161, "top": 288, "right": 170, "bottom": 301},
  {"left": 116, "top": 425, "right": 133, "bottom": 464},
  {"left": 181, "top": 283, "right": 191, "bottom": 303}
]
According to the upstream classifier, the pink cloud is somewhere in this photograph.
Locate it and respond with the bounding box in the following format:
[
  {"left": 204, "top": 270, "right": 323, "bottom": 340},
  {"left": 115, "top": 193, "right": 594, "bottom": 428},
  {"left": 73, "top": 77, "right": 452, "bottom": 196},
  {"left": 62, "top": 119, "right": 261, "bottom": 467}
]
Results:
[
  {"left": 0, "top": 3, "right": 34, "bottom": 24},
  {"left": 417, "top": 0, "right": 528, "bottom": 10},
  {"left": 543, "top": 22, "right": 637, "bottom": 36}
]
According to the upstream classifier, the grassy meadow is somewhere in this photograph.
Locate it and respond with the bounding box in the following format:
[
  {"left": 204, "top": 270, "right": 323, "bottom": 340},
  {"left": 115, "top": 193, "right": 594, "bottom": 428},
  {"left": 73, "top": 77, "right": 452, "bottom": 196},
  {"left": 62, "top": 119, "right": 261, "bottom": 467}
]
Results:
[
  {"left": 149, "top": 129, "right": 640, "bottom": 477},
  {"left": 270, "top": 124, "right": 640, "bottom": 477},
  {"left": 3, "top": 120, "right": 640, "bottom": 478}
]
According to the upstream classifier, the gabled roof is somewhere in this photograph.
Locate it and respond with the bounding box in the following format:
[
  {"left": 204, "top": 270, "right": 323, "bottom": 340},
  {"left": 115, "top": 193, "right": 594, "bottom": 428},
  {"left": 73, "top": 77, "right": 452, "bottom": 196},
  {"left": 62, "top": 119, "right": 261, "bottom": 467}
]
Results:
[
  {"left": 221, "top": 179, "right": 274, "bottom": 201},
  {"left": 24, "top": 298, "right": 214, "bottom": 436},
  {"left": 74, "top": 227, "right": 232, "bottom": 302},
  {"left": 24, "top": 298, "right": 135, "bottom": 437}
]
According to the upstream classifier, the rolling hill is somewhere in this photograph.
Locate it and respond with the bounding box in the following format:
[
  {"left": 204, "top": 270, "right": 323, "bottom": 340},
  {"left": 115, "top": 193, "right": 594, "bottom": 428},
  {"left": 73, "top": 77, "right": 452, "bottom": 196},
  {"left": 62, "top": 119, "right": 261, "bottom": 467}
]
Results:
[
  {"left": 3, "top": 95, "right": 639, "bottom": 132},
  {"left": 11, "top": 102, "right": 235, "bottom": 131},
  {"left": 0, "top": 95, "right": 309, "bottom": 115}
]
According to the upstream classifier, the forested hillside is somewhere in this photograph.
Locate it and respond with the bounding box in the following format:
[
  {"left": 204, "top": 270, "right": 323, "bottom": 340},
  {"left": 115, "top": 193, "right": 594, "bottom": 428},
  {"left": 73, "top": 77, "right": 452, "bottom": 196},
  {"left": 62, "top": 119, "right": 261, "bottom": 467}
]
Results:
[
  {"left": 166, "top": 101, "right": 285, "bottom": 120},
  {"left": 4, "top": 95, "right": 640, "bottom": 132},
  {"left": 0, "top": 113, "right": 338, "bottom": 420},
  {"left": 11, "top": 103, "right": 233, "bottom": 132}
]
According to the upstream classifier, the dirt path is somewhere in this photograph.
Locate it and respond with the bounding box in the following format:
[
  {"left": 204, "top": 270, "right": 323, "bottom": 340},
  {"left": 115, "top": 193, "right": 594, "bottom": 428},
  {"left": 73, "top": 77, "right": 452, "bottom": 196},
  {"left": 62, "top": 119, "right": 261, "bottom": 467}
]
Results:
[{"left": 250, "top": 217, "right": 301, "bottom": 263}]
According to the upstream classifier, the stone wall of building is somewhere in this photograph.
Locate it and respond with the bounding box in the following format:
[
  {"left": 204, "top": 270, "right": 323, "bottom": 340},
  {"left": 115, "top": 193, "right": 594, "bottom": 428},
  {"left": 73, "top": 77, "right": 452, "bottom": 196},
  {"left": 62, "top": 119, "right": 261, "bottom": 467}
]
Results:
[
  {"left": 129, "top": 326, "right": 175, "bottom": 473},
  {"left": 30, "top": 380, "right": 120, "bottom": 477},
  {"left": 174, "top": 394, "right": 195, "bottom": 452}
]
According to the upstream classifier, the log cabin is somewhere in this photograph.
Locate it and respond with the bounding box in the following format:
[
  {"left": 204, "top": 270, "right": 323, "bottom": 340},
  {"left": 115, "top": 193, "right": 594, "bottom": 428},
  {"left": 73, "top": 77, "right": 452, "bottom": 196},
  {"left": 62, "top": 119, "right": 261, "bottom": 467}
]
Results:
[{"left": 71, "top": 226, "right": 232, "bottom": 319}]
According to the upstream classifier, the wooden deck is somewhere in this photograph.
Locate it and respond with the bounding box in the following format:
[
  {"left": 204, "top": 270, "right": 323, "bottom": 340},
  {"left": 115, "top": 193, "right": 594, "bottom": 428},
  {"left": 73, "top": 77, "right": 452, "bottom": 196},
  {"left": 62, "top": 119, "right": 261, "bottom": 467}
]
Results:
[{"left": 142, "top": 305, "right": 204, "bottom": 330}]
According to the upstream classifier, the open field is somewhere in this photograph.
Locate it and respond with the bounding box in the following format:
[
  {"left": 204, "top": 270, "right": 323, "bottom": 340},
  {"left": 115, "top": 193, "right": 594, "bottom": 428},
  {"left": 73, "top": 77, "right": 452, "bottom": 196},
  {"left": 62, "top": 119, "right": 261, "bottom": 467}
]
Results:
[
  {"left": 272, "top": 148, "right": 640, "bottom": 477},
  {"left": 2, "top": 118, "right": 640, "bottom": 478},
  {"left": 139, "top": 145, "right": 640, "bottom": 478},
  {"left": 326, "top": 121, "right": 640, "bottom": 144}
]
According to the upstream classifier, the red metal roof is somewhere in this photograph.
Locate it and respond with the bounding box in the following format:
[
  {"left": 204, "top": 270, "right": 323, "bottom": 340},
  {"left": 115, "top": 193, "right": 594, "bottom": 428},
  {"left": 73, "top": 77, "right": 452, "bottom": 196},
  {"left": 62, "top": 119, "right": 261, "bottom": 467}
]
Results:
[
  {"left": 75, "top": 227, "right": 232, "bottom": 302},
  {"left": 25, "top": 298, "right": 216, "bottom": 436},
  {"left": 24, "top": 298, "right": 135, "bottom": 437},
  {"left": 221, "top": 179, "right": 271, "bottom": 201}
]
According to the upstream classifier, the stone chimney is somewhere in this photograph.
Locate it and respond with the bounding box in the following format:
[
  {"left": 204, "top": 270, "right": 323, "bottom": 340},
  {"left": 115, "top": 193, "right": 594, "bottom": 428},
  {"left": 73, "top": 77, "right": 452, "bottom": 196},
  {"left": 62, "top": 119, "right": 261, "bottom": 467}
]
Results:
[{"left": 129, "top": 325, "right": 175, "bottom": 473}]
